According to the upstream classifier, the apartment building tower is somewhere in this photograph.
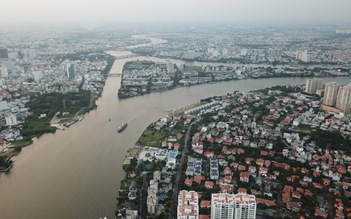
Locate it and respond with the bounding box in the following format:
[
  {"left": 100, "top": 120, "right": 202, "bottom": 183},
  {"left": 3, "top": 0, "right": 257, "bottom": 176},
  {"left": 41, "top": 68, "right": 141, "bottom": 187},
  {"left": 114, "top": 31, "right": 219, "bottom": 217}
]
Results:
[
  {"left": 178, "top": 190, "right": 199, "bottom": 219},
  {"left": 323, "top": 82, "right": 339, "bottom": 107},
  {"left": 305, "top": 78, "right": 322, "bottom": 93},
  {"left": 233, "top": 194, "right": 257, "bottom": 219}
]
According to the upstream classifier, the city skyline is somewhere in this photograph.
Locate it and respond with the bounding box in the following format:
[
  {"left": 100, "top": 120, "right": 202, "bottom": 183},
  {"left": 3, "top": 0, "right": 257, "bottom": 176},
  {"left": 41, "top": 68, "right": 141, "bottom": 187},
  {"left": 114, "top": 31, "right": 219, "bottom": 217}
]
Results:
[{"left": 1, "top": 0, "right": 351, "bottom": 27}]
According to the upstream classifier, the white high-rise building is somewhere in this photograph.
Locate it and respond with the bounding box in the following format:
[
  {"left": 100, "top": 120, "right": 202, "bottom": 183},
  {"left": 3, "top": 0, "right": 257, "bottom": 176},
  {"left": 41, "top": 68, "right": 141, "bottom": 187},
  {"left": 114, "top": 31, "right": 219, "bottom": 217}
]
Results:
[
  {"left": 32, "top": 71, "right": 43, "bottom": 82},
  {"left": 5, "top": 114, "right": 18, "bottom": 126},
  {"left": 178, "top": 190, "right": 199, "bottom": 219},
  {"left": 323, "top": 82, "right": 339, "bottom": 107},
  {"left": 167, "top": 62, "right": 174, "bottom": 73},
  {"left": 211, "top": 193, "right": 235, "bottom": 219},
  {"left": 147, "top": 180, "right": 158, "bottom": 214},
  {"left": 233, "top": 194, "right": 256, "bottom": 219},
  {"left": 336, "top": 81, "right": 351, "bottom": 113},
  {"left": 296, "top": 50, "right": 310, "bottom": 62},
  {"left": 305, "top": 78, "right": 322, "bottom": 93},
  {"left": 22, "top": 49, "right": 36, "bottom": 59},
  {"left": 240, "top": 49, "right": 247, "bottom": 56},
  {"left": 0, "top": 101, "right": 8, "bottom": 111},
  {"left": 0, "top": 67, "right": 8, "bottom": 78}
]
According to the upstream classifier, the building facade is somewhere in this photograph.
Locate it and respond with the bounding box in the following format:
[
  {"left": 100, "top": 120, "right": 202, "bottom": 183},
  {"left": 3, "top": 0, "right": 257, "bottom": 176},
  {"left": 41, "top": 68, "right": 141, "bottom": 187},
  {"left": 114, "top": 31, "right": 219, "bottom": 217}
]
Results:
[
  {"left": 233, "top": 194, "right": 256, "bottom": 219},
  {"left": 305, "top": 78, "right": 322, "bottom": 93},
  {"left": 211, "top": 193, "right": 235, "bottom": 219},
  {"left": 178, "top": 190, "right": 199, "bottom": 219},
  {"left": 0, "top": 48, "right": 8, "bottom": 59},
  {"left": 336, "top": 82, "right": 351, "bottom": 114},
  {"left": 67, "top": 64, "right": 75, "bottom": 79},
  {"left": 323, "top": 82, "right": 339, "bottom": 106}
]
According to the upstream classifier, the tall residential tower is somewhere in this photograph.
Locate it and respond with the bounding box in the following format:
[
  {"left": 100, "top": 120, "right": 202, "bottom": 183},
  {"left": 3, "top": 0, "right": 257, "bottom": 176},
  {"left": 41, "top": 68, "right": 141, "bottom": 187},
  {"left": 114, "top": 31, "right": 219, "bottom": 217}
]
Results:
[
  {"left": 305, "top": 78, "right": 322, "bottom": 93},
  {"left": 323, "top": 82, "right": 339, "bottom": 107},
  {"left": 233, "top": 194, "right": 257, "bottom": 219},
  {"left": 178, "top": 190, "right": 199, "bottom": 219}
]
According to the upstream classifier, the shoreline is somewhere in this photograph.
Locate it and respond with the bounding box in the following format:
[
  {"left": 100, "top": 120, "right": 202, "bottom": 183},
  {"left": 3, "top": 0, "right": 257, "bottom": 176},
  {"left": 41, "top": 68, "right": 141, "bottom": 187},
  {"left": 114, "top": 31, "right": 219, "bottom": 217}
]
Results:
[{"left": 0, "top": 55, "right": 114, "bottom": 172}]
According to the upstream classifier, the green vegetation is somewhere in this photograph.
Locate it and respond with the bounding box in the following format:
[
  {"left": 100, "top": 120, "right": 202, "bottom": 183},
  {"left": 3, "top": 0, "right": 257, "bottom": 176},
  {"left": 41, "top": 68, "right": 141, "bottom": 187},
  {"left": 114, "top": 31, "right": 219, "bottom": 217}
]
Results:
[
  {"left": 310, "top": 130, "right": 351, "bottom": 153},
  {"left": 101, "top": 57, "right": 115, "bottom": 75},
  {"left": 14, "top": 90, "right": 93, "bottom": 147},
  {"left": 137, "top": 128, "right": 165, "bottom": 147},
  {"left": 294, "top": 124, "right": 313, "bottom": 133},
  {"left": 183, "top": 65, "right": 202, "bottom": 72},
  {"left": 0, "top": 156, "right": 13, "bottom": 170},
  {"left": 123, "top": 60, "right": 155, "bottom": 72}
]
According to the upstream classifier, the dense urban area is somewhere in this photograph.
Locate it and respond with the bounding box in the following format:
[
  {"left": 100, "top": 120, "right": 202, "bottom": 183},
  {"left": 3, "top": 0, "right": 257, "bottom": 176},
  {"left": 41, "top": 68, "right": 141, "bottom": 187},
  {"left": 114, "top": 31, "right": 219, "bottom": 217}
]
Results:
[{"left": 1, "top": 25, "right": 351, "bottom": 219}]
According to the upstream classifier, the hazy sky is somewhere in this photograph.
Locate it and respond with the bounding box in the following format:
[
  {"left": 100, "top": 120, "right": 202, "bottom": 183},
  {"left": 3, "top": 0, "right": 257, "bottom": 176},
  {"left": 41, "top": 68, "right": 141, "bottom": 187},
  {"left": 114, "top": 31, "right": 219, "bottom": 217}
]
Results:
[{"left": 2, "top": 0, "right": 351, "bottom": 26}]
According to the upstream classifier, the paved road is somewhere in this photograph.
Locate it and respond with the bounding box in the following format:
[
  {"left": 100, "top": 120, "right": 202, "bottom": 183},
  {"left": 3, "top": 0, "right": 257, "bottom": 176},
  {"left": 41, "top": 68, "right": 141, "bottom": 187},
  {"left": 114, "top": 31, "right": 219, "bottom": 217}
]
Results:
[{"left": 168, "top": 120, "right": 198, "bottom": 219}]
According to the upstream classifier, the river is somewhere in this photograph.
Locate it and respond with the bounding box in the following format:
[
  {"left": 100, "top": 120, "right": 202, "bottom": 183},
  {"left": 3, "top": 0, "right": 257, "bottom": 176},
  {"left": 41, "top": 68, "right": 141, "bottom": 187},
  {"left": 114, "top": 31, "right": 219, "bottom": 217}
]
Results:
[{"left": 0, "top": 35, "right": 350, "bottom": 219}]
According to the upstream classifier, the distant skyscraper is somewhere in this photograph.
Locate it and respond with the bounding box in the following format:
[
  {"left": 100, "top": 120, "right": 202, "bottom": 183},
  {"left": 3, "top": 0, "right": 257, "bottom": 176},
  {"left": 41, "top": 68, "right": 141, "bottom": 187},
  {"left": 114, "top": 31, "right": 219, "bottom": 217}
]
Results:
[
  {"left": 0, "top": 48, "right": 8, "bottom": 59},
  {"left": 240, "top": 49, "right": 247, "bottom": 56},
  {"left": 336, "top": 81, "right": 351, "bottom": 113},
  {"left": 32, "top": 71, "right": 43, "bottom": 82},
  {"left": 233, "top": 194, "right": 256, "bottom": 219},
  {"left": 5, "top": 114, "right": 18, "bottom": 126},
  {"left": 305, "top": 78, "right": 322, "bottom": 93},
  {"left": 178, "top": 190, "right": 199, "bottom": 219},
  {"left": 211, "top": 193, "right": 235, "bottom": 219},
  {"left": 67, "top": 64, "right": 75, "bottom": 79},
  {"left": 167, "top": 62, "right": 174, "bottom": 73},
  {"left": 296, "top": 50, "right": 309, "bottom": 62},
  {"left": 323, "top": 82, "right": 339, "bottom": 106},
  {"left": 0, "top": 67, "right": 8, "bottom": 78},
  {"left": 0, "top": 101, "right": 8, "bottom": 111},
  {"left": 21, "top": 49, "right": 36, "bottom": 59}
]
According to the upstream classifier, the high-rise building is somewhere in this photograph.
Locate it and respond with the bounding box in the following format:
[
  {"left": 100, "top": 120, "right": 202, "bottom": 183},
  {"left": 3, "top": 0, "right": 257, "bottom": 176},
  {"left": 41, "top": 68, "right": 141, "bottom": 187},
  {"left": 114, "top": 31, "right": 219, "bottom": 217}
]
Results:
[
  {"left": 0, "top": 67, "right": 8, "bottom": 78},
  {"left": 21, "top": 49, "right": 36, "bottom": 59},
  {"left": 323, "top": 82, "right": 339, "bottom": 107},
  {"left": 147, "top": 180, "right": 158, "bottom": 214},
  {"left": 296, "top": 50, "right": 310, "bottom": 62},
  {"left": 67, "top": 64, "right": 75, "bottom": 79},
  {"left": 32, "top": 71, "right": 43, "bottom": 82},
  {"left": 5, "top": 114, "right": 18, "bottom": 126},
  {"left": 178, "top": 190, "right": 199, "bottom": 219},
  {"left": 336, "top": 81, "right": 351, "bottom": 113},
  {"left": 233, "top": 194, "right": 256, "bottom": 219},
  {"left": 305, "top": 78, "right": 322, "bottom": 93},
  {"left": 0, "top": 48, "right": 8, "bottom": 59},
  {"left": 167, "top": 62, "right": 174, "bottom": 73},
  {"left": 0, "top": 101, "right": 8, "bottom": 111},
  {"left": 211, "top": 193, "right": 235, "bottom": 219},
  {"left": 240, "top": 49, "right": 247, "bottom": 56}
]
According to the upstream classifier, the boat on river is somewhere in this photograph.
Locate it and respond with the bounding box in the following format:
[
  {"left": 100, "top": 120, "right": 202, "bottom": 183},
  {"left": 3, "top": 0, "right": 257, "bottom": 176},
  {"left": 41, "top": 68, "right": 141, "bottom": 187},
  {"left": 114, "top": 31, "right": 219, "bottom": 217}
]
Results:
[{"left": 117, "top": 122, "right": 128, "bottom": 132}]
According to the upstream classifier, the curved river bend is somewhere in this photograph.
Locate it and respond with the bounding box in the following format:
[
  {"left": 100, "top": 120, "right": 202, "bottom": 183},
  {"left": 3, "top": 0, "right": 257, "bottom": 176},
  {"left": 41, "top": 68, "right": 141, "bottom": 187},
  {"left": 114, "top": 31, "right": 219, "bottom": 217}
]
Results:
[{"left": 0, "top": 35, "right": 350, "bottom": 219}]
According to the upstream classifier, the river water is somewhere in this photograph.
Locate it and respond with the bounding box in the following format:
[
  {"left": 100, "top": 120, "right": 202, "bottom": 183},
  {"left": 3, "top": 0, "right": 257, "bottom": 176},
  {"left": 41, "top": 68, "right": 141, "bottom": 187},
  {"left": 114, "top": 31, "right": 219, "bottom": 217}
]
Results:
[{"left": 0, "top": 36, "right": 350, "bottom": 219}]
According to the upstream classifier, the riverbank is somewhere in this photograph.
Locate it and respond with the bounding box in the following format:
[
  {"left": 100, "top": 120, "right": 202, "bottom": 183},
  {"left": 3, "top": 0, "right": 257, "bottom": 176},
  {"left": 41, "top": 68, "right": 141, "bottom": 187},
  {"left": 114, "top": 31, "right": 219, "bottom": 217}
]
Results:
[
  {"left": 0, "top": 56, "right": 114, "bottom": 171},
  {"left": 110, "top": 38, "right": 350, "bottom": 100}
]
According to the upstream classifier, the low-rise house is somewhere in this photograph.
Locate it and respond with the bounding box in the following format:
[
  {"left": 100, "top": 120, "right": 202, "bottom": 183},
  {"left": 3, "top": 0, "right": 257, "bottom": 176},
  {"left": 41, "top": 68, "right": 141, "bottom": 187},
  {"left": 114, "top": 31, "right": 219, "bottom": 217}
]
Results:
[
  {"left": 315, "top": 209, "right": 328, "bottom": 218},
  {"left": 240, "top": 172, "right": 250, "bottom": 183},
  {"left": 204, "top": 181, "right": 214, "bottom": 189},
  {"left": 200, "top": 200, "right": 211, "bottom": 209},
  {"left": 286, "top": 201, "right": 301, "bottom": 212}
]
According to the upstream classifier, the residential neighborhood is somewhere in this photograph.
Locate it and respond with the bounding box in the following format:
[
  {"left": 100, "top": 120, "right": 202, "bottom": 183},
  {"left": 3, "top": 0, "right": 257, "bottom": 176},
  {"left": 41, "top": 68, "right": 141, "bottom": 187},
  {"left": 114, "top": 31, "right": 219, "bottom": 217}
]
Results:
[{"left": 117, "top": 81, "right": 351, "bottom": 219}]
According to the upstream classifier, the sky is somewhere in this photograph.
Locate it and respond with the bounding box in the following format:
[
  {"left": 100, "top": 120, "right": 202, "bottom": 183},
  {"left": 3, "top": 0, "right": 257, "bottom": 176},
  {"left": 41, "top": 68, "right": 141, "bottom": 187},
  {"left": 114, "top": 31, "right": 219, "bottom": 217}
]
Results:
[{"left": 1, "top": 0, "right": 351, "bottom": 27}]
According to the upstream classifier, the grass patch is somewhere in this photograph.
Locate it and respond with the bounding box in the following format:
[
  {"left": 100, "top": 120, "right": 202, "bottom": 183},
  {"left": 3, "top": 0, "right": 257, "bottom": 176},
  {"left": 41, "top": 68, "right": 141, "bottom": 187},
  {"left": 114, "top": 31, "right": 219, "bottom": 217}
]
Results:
[
  {"left": 137, "top": 129, "right": 165, "bottom": 147},
  {"left": 11, "top": 139, "right": 33, "bottom": 147},
  {"left": 184, "top": 65, "right": 202, "bottom": 72},
  {"left": 170, "top": 102, "right": 204, "bottom": 116},
  {"left": 294, "top": 124, "right": 313, "bottom": 133}
]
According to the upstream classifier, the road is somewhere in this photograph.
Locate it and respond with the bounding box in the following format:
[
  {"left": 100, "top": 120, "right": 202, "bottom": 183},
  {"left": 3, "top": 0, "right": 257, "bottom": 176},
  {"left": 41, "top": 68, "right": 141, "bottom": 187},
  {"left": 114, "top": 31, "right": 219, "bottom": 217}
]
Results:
[{"left": 168, "top": 119, "right": 198, "bottom": 219}]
